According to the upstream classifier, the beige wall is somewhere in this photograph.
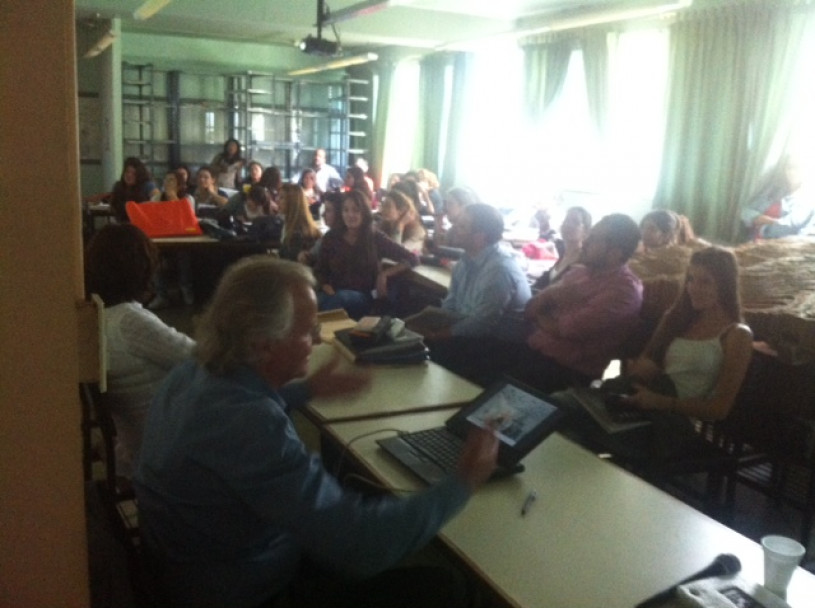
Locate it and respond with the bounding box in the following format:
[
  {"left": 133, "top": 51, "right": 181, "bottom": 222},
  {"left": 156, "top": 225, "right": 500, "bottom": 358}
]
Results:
[{"left": 0, "top": 1, "right": 89, "bottom": 606}]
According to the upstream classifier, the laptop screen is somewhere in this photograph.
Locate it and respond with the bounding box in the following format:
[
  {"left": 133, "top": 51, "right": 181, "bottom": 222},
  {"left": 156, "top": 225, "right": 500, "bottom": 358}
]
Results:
[{"left": 447, "top": 378, "right": 566, "bottom": 469}]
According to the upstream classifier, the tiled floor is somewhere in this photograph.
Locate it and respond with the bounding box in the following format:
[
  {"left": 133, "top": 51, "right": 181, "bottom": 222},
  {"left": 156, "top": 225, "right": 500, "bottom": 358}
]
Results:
[{"left": 154, "top": 302, "right": 815, "bottom": 573}]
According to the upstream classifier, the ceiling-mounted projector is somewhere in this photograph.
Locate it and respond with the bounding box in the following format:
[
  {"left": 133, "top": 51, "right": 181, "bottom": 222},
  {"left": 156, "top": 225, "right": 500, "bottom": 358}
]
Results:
[{"left": 299, "top": 35, "right": 340, "bottom": 56}]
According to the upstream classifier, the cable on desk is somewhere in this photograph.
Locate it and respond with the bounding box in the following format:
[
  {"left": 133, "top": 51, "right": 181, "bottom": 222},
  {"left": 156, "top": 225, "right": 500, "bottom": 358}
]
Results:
[
  {"left": 332, "top": 427, "right": 413, "bottom": 493},
  {"left": 341, "top": 472, "right": 417, "bottom": 495}
]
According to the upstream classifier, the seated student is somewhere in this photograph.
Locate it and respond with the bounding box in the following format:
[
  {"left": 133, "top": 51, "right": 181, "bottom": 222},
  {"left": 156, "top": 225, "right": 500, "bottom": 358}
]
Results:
[
  {"left": 158, "top": 169, "right": 194, "bottom": 208},
  {"left": 417, "top": 203, "right": 532, "bottom": 384},
  {"left": 175, "top": 164, "right": 195, "bottom": 196},
  {"left": 557, "top": 246, "right": 753, "bottom": 462},
  {"left": 211, "top": 137, "right": 245, "bottom": 190},
  {"left": 742, "top": 153, "right": 815, "bottom": 240},
  {"left": 277, "top": 183, "right": 322, "bottom": 261},
  {"left": 298, "top": 168, "right": 321, "bottom": 220},
  {"left": 259, "top": 165, "right": 283, "bottom": 208},
  {"left": 639, "top": 209, "right": 698, "bottom": 252},
  {"left": 222, "top": 183, "right": 273, "bottom": 224},
  {"left": 149, "top": 170, "right": 196, "bottom": 309},
  {"left": 378, "top": 188, "right": 427, "bottom": 254},
  {"left": 85, "top": 157, "right": 160, "bottom": 223},
  {"left": 533, "top": 206, "right": 592, "bottom": 290},
  {"left": 241, "top": 160, "right": 264, "bottom": 190},
  {"left": 517, "top": 214, "right": 644, "bottom": 393},
  {"left": 223, "top": 161, "right": 266, "bottom": 215},
  {"left": 84, "top": 224, "right": 195, "bottom": 480},
  {"left": 314, "top": 190, "right": 419, "bottom": 319},
  {"left": 344, "top": 165, "right": 375, "bottom": 205},
  {"left": 297, "top": 191, "right": 342, "bottom": 266},
  {"left": 192, "top": 166, "right": 228, "bottom": 214},
  {"left": 430, "top": 186, "right": 480, "bottom": 250},
  {"left": 134, "top": 257, "right": 498, "bottom": 608},
  {"left": 416, "top": 168, "right": 443, "bottom": 216}
]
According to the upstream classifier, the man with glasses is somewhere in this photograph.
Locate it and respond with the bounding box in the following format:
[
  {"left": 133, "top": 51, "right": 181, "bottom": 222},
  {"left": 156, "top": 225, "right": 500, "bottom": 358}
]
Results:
[{"left": 134, "top": 256, "right": 498, "bottom": 608}]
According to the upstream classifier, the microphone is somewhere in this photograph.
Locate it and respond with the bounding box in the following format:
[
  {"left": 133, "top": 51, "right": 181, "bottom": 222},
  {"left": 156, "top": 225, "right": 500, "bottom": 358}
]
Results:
[{"left": 635, "top": 553, "right": 742, "bottom": 608}]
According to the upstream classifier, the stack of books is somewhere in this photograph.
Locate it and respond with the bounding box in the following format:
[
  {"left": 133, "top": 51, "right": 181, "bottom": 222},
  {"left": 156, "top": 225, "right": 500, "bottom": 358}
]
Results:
[{"left": 333, "top": 316, "right": 429, "bottom": 364}]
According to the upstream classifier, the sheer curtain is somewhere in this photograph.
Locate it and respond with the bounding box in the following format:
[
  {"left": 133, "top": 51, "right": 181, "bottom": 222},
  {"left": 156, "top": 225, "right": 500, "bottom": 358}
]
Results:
[
  {"left": 370, "top": 63, "right": 394, "bottom": 189},
  {"left": 440, "top": 52, "right": 472, "bottom": 190},
  {"left": 451, "top": 41, "right": 526, "bottom": 207},
  {"left": 379, "top": 59, "right": 420, "bottom": 186},
  {"left": 653, "top": 1, "right": 815, "bottom": 242},
  {"left": 414, "top": 53, "right": 451, "bottom": 174},
  {"left": 519, "top": 27, "right": 669, "bottom": 217}
]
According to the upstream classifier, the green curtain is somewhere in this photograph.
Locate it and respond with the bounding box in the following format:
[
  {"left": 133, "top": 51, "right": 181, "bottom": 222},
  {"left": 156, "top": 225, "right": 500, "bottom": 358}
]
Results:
[
  {"left": 370, "top": 62, "right": 395, "bottom": 191},
  {"left": 440, "top": 52, "right": 473, "bottom": 190},
  {"left": 653, "top": 2, "right": 815, "bottom": 242},
  {"left": 414, "top": 53, "right": 451, "bottom": 174},
  {"left": 522, "top": 35, "right": 573, "bottom": 121},
  {"left": 580, "top": 30, "right": 609, "bottom": 138}
]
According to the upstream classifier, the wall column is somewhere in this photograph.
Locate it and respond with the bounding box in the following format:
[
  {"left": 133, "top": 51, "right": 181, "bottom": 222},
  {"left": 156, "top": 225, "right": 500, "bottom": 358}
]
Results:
[{"left": 0, "top": 1, "right": 89, "bottom": 606}]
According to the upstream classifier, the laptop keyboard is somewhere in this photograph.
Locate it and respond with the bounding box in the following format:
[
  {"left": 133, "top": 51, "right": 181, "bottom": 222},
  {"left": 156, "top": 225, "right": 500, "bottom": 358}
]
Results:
[{"left": 401, "top": 428, "right": 464, "bottom": 472}]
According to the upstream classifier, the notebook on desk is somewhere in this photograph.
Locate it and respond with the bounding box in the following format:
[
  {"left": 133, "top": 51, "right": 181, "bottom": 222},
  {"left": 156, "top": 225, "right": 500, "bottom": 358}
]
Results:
[{"left": 377, "top": 378, "right": 566, "bottom": 485}]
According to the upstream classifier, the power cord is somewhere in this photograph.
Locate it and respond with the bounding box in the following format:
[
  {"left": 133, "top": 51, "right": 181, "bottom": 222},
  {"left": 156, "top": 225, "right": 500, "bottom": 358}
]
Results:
[{"left": 333, "top": 428, "right": 418, "bottom": 494}]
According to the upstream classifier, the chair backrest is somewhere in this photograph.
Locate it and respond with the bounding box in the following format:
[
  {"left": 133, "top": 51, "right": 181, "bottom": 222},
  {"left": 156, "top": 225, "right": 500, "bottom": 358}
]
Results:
[{"left": 79, "top": 382, "right": 118, "bottom": 497}]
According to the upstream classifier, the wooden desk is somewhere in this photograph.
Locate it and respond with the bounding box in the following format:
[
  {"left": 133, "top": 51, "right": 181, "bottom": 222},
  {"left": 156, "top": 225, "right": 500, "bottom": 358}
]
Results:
[
  {"left": 408, "top": 264, "right": 452, "bottom": 294},
  {"left": 152, "top": 235, "right": 276, "bottom": 251},
  {"left": 150, "top": 235, "right": 276, "bottom": 302},
  {"left": 303, "top": 343, "right": 481, "bottom": 425},
  {"left": 324, "top": 410, "right": 815, "bottom": 608}
]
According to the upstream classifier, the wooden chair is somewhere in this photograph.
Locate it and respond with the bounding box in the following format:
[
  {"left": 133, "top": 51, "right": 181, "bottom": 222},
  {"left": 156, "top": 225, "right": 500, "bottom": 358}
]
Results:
[{"left": 80, "top": 383, "right": 160, "bottom": 608}]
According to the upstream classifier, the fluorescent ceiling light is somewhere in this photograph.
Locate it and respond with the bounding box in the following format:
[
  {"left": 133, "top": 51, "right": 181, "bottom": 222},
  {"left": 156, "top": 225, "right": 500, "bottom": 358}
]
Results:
[
  {"left": 288, "top": 52, "right": 379, "bottom": 76},
  {"left": 133, "top": 0, "right": 171, "bottom": 21},
  {"left": 84, "top": 30, "right": 116, "bottom": 58},
  {"left": 517, "top": 0, "right": 693, "bottom": 36},
  {"left": 441, "top": 0, "right": 692, "bottom": 50}
]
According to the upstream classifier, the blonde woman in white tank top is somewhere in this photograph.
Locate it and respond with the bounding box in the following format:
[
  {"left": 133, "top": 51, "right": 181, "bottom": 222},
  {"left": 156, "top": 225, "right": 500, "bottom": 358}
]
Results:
[{"left": 624, "top": 246, "right": 753, "bottom": 422}]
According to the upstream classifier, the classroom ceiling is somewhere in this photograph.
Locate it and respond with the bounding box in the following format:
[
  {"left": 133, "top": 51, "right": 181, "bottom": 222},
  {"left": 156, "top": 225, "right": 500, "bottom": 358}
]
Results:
[{"left": 75, "top": 0, "right": 686, "bottom": 53}]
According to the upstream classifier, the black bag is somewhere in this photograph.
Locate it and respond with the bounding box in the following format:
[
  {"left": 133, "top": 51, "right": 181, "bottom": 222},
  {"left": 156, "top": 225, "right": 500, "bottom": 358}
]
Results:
[{"left": 247, "top": 215, "right": 283, "bottom": 243}]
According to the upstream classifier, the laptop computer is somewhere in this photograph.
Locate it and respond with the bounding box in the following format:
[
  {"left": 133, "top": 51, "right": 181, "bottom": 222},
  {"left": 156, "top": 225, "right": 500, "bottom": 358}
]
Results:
[
  {"left": 568, "top": 386, "right": 652, "bottom": 434},
  {"left": 377, "top": 378, "right": 566, "bottom": 485}
]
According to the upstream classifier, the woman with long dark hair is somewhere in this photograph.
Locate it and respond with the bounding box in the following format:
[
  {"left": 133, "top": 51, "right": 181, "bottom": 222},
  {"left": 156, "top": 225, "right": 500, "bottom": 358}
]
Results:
[
  {"left": 582, "top": 247, "right": 754, "bottom": 461},
  {"left": 344, "top": 166, "right": 374, "bottom": 204},
  {"left": 314, "top": 190, "right": 418, "bottom": 319},
  {"left": 109, "top": 157, "right": 160, "bottom": 222},
  {"left": 211, "top": 138, "right": 245, "bottom": 190}
]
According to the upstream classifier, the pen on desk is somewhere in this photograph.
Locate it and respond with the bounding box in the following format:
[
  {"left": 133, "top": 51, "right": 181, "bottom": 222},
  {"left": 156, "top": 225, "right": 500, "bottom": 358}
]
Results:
[{"left": 521, "top": 490, "right": 537, "bottom": 517}]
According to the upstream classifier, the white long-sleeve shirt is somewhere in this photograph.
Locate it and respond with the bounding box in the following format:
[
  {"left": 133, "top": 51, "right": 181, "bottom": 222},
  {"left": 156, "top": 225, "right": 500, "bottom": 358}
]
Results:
[{"left": 104, "top": 302, "right": 195, "bottom": 477}]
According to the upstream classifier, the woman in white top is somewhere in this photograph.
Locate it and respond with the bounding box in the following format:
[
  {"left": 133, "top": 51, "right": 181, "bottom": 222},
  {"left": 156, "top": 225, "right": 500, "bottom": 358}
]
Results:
[
  {"left": 85, "top": 224, "right": 195, "bottom": 480},
  {"left": 625, "top": 246, "right": 753, "bottom": 420}
]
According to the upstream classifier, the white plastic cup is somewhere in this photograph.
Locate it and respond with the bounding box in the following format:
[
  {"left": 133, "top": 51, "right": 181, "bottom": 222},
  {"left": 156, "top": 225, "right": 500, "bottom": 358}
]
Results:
[{"left": 761, "top": 534, "right": 806, "bottom": 597}]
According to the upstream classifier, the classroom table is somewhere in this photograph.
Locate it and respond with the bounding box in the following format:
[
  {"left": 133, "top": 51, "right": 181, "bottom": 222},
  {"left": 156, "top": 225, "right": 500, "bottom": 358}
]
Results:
[
  {"left": 302, "top": 342, "right": 482, "bottom": 425},
  {"left": 407, "top": 263, "right": 452, "bottom": 294},
  {"left": 323, "top": 409, "right": 815, "bottom": 608},
  {"left": 150, "top": 234, "right": 277, "bottom": 302}
]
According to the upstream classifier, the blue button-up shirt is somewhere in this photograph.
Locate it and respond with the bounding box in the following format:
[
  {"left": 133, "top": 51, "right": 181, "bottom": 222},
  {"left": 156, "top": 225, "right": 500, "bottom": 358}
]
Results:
[
  {"left": 442, "top": 242, "right": 532, "bottom": 341},
  {"left": 135, "top": 360, "right": 470, "bottom": 608}
]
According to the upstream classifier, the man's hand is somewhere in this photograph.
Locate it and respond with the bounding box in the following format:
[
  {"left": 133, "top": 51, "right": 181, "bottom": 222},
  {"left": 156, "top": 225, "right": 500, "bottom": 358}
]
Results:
[
  {"left": 307, "top": 352, "right": 372, "bottom": 399},
  {"left": 456, "top": 426, "right": 499, "bottom": 491}
]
